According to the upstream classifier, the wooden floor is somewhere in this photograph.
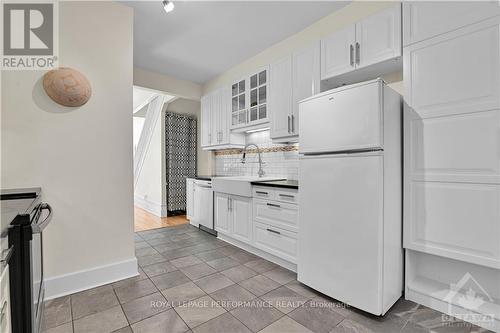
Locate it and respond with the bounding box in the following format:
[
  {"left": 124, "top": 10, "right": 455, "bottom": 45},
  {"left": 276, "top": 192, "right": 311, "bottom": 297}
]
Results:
[{"left": 134, "top": 206, "right": 189, "bottom": 232}]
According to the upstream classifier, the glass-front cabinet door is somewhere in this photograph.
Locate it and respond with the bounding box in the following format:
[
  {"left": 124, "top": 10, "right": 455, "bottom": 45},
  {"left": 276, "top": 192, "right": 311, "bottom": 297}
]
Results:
[
  {"left": 231, "top": 79, "right": 247, "bottom": 127},
  {"left": 231, "top": 66, "right": 269, "bottom": 129},
  {"left": 249, "top": 68, "right": 268, "bottom": 123}
]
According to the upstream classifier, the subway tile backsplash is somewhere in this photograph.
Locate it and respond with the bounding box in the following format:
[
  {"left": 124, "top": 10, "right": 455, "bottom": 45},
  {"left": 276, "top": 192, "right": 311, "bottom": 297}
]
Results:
[{"left": 214, "top": 130, "right": 299, "bottom": 180}]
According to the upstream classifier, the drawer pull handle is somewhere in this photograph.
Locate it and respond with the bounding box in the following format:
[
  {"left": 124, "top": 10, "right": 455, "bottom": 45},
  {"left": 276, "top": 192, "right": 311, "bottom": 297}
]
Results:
[
  {"left": 279, "top": 194, "right": 294, "bottom": 198},
  {"left": 256, "top": 191, "right": 268, "bottom": 195},
  {"left": 266, "top": 203, "right": 280, "bottom": 208},
  {"left": 266, "top": 228, "right": 281, "bottom": 235}
]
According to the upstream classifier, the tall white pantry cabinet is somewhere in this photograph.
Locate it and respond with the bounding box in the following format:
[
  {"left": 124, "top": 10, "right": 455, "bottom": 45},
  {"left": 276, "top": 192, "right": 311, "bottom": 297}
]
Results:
[{"left": 403, "top": 2, "right": 500, "bottom": 332}]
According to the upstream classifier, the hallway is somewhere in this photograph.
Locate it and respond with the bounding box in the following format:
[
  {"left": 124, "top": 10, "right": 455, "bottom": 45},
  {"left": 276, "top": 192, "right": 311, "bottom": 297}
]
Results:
[{"left": 134, "top": 206, "right": 189, "bottom": 232}]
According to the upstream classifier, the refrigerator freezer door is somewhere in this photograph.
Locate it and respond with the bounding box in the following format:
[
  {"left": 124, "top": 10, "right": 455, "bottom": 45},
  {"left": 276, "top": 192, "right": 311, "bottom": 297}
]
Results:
[
  {"left": 299, "top": 81, "right": 383, "bottom": 154},
  {"left": 298, "top": 152, "right": 384, "bottom": 314}
]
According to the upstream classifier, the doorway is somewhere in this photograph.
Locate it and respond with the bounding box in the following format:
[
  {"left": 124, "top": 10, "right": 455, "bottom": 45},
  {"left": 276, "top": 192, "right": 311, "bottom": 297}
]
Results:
[{"left": 133, "top": 86, "right": 195, "bottom": 231}]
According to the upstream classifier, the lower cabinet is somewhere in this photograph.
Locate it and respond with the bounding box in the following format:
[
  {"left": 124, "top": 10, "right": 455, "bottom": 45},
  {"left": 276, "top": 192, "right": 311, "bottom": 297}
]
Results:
[
  {"left": 214, "top": 192, "right": 252, "bottom": 244},
  {"left": 214, "top": 192, "right": 231, "bottom": 234},
  {"left": 214, "top": 187, "right": 299, "bottom": 265},
  {"left": 231, "top": 196, "right": 252, "bottom": 244},
  {"left": 253, "top": 222, "right": 298, "bottom": 264}
]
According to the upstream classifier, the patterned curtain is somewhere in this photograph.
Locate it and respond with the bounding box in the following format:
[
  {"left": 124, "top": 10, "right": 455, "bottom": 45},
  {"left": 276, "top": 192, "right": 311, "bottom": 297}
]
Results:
[{"left": 165, "top": 112, "right": 197, "bottom": 215}]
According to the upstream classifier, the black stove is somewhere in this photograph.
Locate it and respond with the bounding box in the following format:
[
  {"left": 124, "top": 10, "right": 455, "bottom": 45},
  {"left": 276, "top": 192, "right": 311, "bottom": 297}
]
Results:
[{"left": 1, "top": 188, "right": 52, "bottom": 333}]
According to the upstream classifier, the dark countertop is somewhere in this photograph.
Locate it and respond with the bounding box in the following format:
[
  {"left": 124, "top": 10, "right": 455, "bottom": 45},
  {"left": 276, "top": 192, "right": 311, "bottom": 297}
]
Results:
[
  {"left": 251, "top": 179, "right": 299, "bottom": 189},
  {"left": 193, "top": 175, "right": 216, "bottom": 181}
]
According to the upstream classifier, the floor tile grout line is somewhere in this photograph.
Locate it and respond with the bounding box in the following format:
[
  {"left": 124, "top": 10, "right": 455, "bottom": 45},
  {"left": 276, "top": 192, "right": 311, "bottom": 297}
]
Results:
[
  {"left": 110, "top": 284, "right": 131, "bottom": 330},
  {"left": 171, "top": 296, "right": 202, "bottom": 332}
]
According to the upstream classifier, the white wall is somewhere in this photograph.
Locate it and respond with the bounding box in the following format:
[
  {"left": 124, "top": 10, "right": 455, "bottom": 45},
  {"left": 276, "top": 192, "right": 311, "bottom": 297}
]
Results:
[
  {"left": 203, "top": 1, "right": 403, "bottom": 95},
  {"left": 133, "top": 114, "right": 146, "bottom": 153},
  {"left": 1, "top": 2, "right": 136, "bottom": 298},
  {"left": 134, "top": 67, "right": 202, "bottom": 101},
  {"left": 134, "top": 110, "right": 164, "bottom": 216}
]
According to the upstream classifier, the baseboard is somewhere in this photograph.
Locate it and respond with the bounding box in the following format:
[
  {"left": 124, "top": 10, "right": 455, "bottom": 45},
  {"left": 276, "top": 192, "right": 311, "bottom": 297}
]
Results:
[
  {"left": 134, "top": 195, "right": 167, "bottom": 217},
  {"left": 44, "top": 257, "right": 139, "bottom": 300}
]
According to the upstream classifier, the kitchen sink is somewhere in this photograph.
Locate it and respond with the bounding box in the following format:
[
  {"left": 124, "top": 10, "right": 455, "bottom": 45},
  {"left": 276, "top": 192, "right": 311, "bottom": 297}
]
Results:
[{"left": 212, "top": 176, "right": 285, "bottom": 197}]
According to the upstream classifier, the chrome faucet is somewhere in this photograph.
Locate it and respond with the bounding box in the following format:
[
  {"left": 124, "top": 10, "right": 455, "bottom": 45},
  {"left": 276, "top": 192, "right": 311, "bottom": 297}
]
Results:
[{"left": 241, "top": 143, "right": 265, "bottom": 177}]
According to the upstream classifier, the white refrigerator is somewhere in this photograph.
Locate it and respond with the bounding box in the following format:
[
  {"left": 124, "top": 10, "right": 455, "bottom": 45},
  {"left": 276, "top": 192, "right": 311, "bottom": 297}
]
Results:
[{"left": 297, "top": 79, "right": 403, "bottom": 315}]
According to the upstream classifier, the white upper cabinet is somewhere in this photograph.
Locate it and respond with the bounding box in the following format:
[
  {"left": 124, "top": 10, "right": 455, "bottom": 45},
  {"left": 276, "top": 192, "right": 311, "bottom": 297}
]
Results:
[
  {"left": 231, "top": 67, "right": 269, "bottom": 130},
  {"left": 292, "top": 42, "right": 321, "bottom": 136},
  {"left": 218, "top": 86, "right": 231, "bottom": 145},
  {"left": 231, "top": 78, "right": 248, "bottom": 128},
  {"left": 200, "top": 94, "right": 212, "bottom": 147},
  {"left": 404, "top": 17, "right": 500, "bottom": 116},
  {"left": 356, "top": 5, "right": 401, "bottom": 68},
  {"left": 270, "top": 55, "right": 293, "bottom": 139},
  {"left": 321, "top": 4, "right": 402, "bottom": 81},
  {"left": 201, "top": 87, "right": 245, "bottom": 149},
  {"left": 321, "top": 25, "right": 356, "bottom": 80},
  {"left": 270, "top": 42, "right": 320, "bottom": 141},
  {"left": 403, "top": 1, "right": 500, "bottom": 46},
  {"left": 248, "top": 68, "right": 268, "bottom": 125},
  {"left": 210, "top": 89, "right": 220, "bottom": 146}
]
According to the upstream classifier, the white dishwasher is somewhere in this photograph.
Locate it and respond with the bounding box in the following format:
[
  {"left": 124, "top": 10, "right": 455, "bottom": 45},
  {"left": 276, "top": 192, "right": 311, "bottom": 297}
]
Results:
[{"left": 193, "top": 180, "right": 215, "bottom": 235}]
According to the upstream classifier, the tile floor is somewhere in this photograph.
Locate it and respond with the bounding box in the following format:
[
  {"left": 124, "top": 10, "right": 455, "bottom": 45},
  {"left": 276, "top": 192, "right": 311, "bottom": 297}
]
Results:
[{"left": 42, "top": 224, "right": 492, "bottom": 333}]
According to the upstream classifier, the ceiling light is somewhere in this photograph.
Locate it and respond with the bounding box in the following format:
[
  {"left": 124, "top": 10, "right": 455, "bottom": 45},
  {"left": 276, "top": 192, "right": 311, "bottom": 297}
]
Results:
[{"left": 162, "top": 0, "right": 174, "bottom": 13}]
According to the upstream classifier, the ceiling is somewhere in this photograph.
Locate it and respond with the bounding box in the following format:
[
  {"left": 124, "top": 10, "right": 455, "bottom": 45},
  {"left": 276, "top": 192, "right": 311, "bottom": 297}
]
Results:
[{"left": 125, "top": 1, "right": 348, "bottom": 84}]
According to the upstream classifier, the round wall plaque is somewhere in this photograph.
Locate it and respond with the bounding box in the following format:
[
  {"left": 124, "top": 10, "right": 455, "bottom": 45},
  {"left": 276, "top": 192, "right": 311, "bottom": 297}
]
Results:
[{"left": 43, "top": 67, "right": 91, "bottom": 107}]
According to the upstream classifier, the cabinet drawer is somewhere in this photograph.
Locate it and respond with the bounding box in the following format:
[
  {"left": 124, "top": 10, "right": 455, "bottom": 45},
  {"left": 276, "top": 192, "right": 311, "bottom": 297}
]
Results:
[
  {"left": 253, "top": 199, "right": 298, "bottom": 232},
  {"left": 252, "top": 187, "right": 275, "bottom": 200},
  {"left": 275, "top": 188, "right": 299, "bottom": 204},
  {"left": 252, "top": 186, "right": 299, "bottom": 204},
  {"left": 254, "top": 222, "right": 297, "bottom": 263}
]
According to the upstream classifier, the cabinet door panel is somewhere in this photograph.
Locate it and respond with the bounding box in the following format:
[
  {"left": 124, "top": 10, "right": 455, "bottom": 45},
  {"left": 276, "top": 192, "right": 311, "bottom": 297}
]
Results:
[
  {"left": 403, "top": 16, "right": 500, "bottom": 270},
  {"left": 231, "top": 196, "right": 252, "bottom": 244},
  {"left": 292, "top": 42, "right": 320, "bottom": 136},
  {"left": 210, "top": 90, "right": 220, "bottom": 145},
  {"left": 200, "top": 95, "right": 211, "bottom": 147},
  {"left": 219, "top": 86, "right": 231, "bottom": 145},
  {"left": 214, "top": 193, "right": 230, "bottom": 234},
  {"left": 356, "top": 4, "right": 401, "bottom": 68},
  {"left": 270, "top": 55, "right": 293, "bottom": 139},
  {"left": 407, "top": 110, "right": 500, "bottom": 184},
  {"left": 405, "top": 181, "right": 500, "bottom": 268},
  {"left": 403, "top": 1, "right": 500, "bottom": 46},
  {"left": 254, "top": 223, "right": 297, "bottom": 264},
  {"left": 321, "top": 25, "right": 356, "bottom": 80},
  {"left": 404, "top": 17, "right": 500, "bottom": 117}
]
